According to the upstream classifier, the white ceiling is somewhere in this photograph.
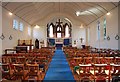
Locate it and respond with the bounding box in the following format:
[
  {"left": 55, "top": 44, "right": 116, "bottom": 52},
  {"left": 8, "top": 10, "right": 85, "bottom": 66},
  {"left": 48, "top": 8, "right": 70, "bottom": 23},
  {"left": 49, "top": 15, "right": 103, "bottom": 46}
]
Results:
[{"left": 2, "top": 2, "right": 119, "bottom": 26}]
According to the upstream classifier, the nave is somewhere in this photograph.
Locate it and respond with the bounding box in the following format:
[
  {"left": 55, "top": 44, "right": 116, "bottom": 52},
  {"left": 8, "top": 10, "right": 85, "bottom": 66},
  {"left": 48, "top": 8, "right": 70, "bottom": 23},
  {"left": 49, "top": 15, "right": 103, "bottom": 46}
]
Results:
[
  {"left": 44, "top": 49, "right": 74, "bottom": 81},
  {"left": 0, "top": 1, "right": 120, "bottom": 82}
]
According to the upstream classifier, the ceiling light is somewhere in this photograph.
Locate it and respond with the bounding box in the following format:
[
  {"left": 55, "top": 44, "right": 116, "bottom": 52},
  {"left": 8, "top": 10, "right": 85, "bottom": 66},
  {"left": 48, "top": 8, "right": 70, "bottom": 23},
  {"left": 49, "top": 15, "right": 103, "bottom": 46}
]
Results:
[
  {"left": 76, "top": 11, "right": 80, "bottom": 16},
  {"left": 35, "top": 25, "right": 40, "bottom": 28},
  {"left": 107, "top": 12, "right": 110, "bottom": 15},
  {"left": 80, "top": 24, "right": 84, "bottom": 28},
  {"left": 9, "top": 12, "right": 13, "bottom": 15}
]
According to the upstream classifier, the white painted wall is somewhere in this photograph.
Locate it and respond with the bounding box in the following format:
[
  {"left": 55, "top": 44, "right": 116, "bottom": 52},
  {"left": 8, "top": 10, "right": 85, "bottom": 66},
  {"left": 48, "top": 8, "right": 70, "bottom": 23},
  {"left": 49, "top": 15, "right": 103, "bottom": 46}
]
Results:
[
  {"left": 2, "top": 7, "right": 87, "bottom": 50},
  {"left": 72, "top": 25, "right": 86, "bottom": 48},
  {"left": 119, "top": 5, "right": 120, "bottom": 50},
  {"left": 0, "top": 2, "right": 2, "bottom": 81},
  {"left": 87, "top": 7, "right": 118, "bottom": 49},
  {"left": 2, "top": 8, "right": 32, "bottom": 54},
  {"left": 0, "top": 3, "right": 2, "bottom": 57},
  {"left": 32, "top": 26, "right": 47, "bottom": 48},
  {"left": 32, "top": 24, "right": 87, "bottom": 49},
  {"left": 3, "top": 4, "right": 118, "bottom": 51}
]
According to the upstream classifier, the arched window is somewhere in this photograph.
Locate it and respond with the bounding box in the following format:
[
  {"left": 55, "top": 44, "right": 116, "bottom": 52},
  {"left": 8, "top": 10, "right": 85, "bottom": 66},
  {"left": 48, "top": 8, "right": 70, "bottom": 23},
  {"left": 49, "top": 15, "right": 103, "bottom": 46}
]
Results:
[
  {"left": 103, "top": 18, "right": 106, "bottom": 39},
  {"left": 65, "top": 25, "right": 69, "bottom": 38},
  {"left": 47, "top": 19, "right": 72, "bottom": 38},
  {"left": 56, "top": 25, "right": 62, "bottom": 38},
  {"left": 57, "top": 26, "right": 62, "bottom": 31},
  {"left": 49, "top": 25, "right": 53, "bottom": 37},
  {"left": 57, "top": 27, "right": 59, "bottom": 31},
  {"left": 97, "top": 20, "right": 100, "bottom": 40},
  {"left": 19, "top": 22, "right": 24, "bottom": 31}
]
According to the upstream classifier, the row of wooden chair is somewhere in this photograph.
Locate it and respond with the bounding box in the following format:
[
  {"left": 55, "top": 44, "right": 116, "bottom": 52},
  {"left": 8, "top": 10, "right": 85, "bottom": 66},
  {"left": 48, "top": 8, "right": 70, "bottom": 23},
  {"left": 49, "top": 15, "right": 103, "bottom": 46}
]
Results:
[
  {"left": 64, "top": 47, "right": 120, "bottom": 82},
  {"left": 74, "top": 63, "right": 120, "bottom": 82},
  {"left": 2, "top": 54, "right": 51, "bottom": 64},
  {"left": 64, "top": 47, "right": 120, "bottom": 58},
  {"left": 2, "top": 62, "right": 44, "bottom": 80},
  {"left": 1, "top": 47, "right": 55, "bottom": 81},
  {"left": 69, "top": 57, "right": 120, "bottom": 66}
]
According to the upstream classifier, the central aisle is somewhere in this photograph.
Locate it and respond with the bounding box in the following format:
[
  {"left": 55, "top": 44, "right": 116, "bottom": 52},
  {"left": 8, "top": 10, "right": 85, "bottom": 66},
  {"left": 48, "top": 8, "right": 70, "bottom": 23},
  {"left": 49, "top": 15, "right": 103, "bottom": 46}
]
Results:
[{"left": 44, "top": 49, "right": 75, "bottom": 81}]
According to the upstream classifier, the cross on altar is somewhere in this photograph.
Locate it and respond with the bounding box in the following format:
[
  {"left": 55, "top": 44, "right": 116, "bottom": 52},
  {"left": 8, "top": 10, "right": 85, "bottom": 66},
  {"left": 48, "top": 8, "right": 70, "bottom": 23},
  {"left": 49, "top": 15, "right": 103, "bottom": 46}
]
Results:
[
  {"left": 56, "top": 19, "right": 63, "bottom": 25},
  {"left": 80, "top": 38, "right": 83, "bottom": 43}
]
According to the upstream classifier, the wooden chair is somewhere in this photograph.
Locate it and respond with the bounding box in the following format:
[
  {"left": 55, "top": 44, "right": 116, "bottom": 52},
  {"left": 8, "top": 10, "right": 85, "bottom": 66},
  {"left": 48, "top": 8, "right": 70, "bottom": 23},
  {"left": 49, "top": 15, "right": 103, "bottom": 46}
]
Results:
[
  {"left": 96, "top": 75, "right": 106, "bottom": 82},
  {"left": 2, "top": 56, "right": 11, "bottom": 64},
  {"left": 105, "top": 57, "right": 114, "bottom": 64},
  {"left": 15, "top": 57, "right": 26, "bottom": 64},
  {"left": 111, "top": 57, "right": 120, "bottom": 76},
  {"left": 74, "top": 57, "right": 83, "bottom": 65},
  {"left": 84, "top": 57, "right": 92, "bottom": 64},
  {"left": 114, "top": 57, "right": 120, "bottom": 64},
  {"left": 111, "top": 64, "right": 120, "bottom": 76},
  {"left": 2, "top": 63, "right": 11, "bottom": 80},
  {"left": 76, "top": 52, "right": 84, "bottom": 57},
  {"left": 94, "top": 64, "right": 108, "bottom": 81},
  {"left": 26, "top": 64, "right": 39, "bottom": 80},
  {"left": 78, "top": 64, "right": 93, "bottom": 80},
  {"left": 11, "top": 64, "right": 25, "bottom": 80},
  {"left": 94, "top": 57, "right": 106, "bottom": 64},
  {"left": 80, "top": 76, "right": 92, "bottom": 82},
  {"left": 35, "top": 57, "right": 46, "bottom": 72}
]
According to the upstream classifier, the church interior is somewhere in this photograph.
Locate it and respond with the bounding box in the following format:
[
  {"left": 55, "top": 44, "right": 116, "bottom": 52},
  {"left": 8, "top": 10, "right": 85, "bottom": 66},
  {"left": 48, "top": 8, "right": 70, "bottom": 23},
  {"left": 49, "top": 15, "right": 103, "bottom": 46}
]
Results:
[{"left": 0, "top": 1, "right": 120, "bottom": 82}]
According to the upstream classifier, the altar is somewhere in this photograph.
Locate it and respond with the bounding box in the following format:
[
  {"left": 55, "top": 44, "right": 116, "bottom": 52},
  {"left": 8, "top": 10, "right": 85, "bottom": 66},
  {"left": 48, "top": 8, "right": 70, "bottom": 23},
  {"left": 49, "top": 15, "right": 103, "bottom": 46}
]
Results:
[
  {"left": 56, "top": 44, "right": 63, "bottom": 49},
  {"left": 55, "top": 38, "right": 63, "bottom": 49},
  {"left": 48, "top": 38, "right": 71, "bottom": 49}
]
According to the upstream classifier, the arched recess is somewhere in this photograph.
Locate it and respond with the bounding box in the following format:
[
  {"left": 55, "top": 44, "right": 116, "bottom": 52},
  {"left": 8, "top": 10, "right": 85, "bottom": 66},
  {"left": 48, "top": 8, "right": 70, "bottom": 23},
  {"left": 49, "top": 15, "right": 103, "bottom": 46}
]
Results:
[{"left": 47, "top": 17, "right": 72, "bottom": 47}]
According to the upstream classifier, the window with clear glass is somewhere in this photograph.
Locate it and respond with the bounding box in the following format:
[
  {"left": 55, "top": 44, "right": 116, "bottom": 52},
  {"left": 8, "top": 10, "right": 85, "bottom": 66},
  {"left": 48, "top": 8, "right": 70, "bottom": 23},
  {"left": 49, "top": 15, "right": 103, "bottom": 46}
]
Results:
[
  {"left": 103, "top": 18, "right": 106, "bottom": 39},
  {"left": 57, "top": 27, "right": 60, "bottom": 31},
  {"left": 49, "top": 25, "right": 53, "bottom": 37},
  {"left": 13, "top": 19, "right": 18, "bottom": 30},
  {"left": 28, "top": 27, "right": 31, "bottom": 36},
  {"left": 47, "top": 19, "right": 72, "bottom": 38},
  {"left": 57, "top": 26, "right": 62, "bottom": 31},
  {"left": 97, "top": 21, "right": 100, "bottom": 40},
  {"left": 19, "top": 22, "right": 24, "bottom": 31},
  {"left": 88, "top": 27, "right": 90, "bottom": 42},
  {"left": 65, "top": 25, "right": 69, "bottom": 38}
]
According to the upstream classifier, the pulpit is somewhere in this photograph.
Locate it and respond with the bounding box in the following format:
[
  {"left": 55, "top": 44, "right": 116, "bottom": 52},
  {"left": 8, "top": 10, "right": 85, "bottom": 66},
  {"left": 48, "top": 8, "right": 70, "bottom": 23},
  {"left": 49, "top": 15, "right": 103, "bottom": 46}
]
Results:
[{"left": 16, "top": 46, "right": 27, "bottom": 53}]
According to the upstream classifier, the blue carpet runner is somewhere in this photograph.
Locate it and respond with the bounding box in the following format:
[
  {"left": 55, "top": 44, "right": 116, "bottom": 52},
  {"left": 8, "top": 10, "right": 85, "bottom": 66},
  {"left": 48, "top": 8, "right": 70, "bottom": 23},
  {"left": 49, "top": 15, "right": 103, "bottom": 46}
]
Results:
[{"left": 43, "top": 49, "right": 75, "bottom": 82}]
